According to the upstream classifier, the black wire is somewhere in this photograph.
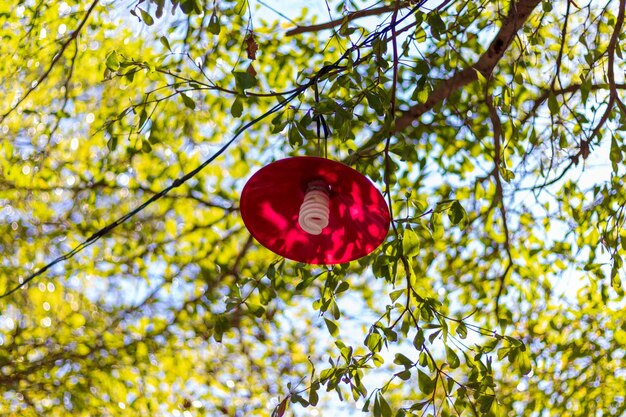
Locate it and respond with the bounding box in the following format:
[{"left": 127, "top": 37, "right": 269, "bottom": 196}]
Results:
[{"left": 0, "top": 1, "right": 427, "bottom": 299}]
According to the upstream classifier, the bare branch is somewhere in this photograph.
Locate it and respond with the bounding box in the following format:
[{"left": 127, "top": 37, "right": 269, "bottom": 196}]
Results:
[
  {"left": 588, "top": 0, "right": 625, "bottom": 143},
  {"left": 486, "top": 95, "right": 514, "bottom": 319},
  {"left": 286, "top": 1, "right": 415, "bottom": 36}
]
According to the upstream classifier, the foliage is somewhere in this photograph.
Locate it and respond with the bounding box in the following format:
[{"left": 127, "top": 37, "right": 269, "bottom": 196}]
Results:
[{"left": 1, "top": 0, "right": 625, "bottom": 416}]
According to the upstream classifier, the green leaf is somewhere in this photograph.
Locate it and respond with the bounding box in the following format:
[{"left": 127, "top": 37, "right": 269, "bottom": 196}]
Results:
[
  {"left": 339, "top": 16, "right": 350, "bottom": 37},
  {"left": 498, "top": 346, "right": 511, "bottom": 361},
  {"left": 159, "top": 36, "right": 172, "bottom": 52},
  {"left": 580, "top": 78, "right": 591, "bottom": 103},
  {"left": 324, "top": 318, "right": 338, "bottom": 337},
  {"left": 419, "top": 351, "right": 428, "bottom": 367},
  {"left": 75, "top": 343, "right": 90, "bottom": 356},
  {"left": 180, "top": 0, "right": 202, "bottom": 14},
  {"left": 612, "top": 266, "right": 622, "bottom": 289},
  {"left": 372, "top": 353, "right": 384, "bottom": 367},
  {"left": 234, "top": 0, "right": 248, "bottom": 15},
  {"left": 413, "top": 329, "right": 425, "bottom": 350},
  {"left": 430, "top": 212, "right": 443, "bottom": 239},
  {"left": 107, "top": 136, "right": 118, "bottom": 152},
  {"left": 448, "top": 200, "right": 466, "bottom": 227},
  {"left": 474, "top": 69, "right": 487, "bottom": 87},
  {"left": 366, "top": 331, "right": 382, "bottom": 352},
  {"left": 402, "top": 228, "right": 420, "bottom": 258},
  {"left": 559, "top": 132, "right": 568, "bottom": 149},
  {"left": 396, "top": 369, "right": 411, "bottom": 380},
  {"left": 231, "top": 97, "right": 243, "bottom": 118},
  {"left": 479, "top": 395, "right": 495, "bottom": 413},
  {"left": 434, "top": 199, "right": 455, "bottom": 212},
  {"left": 610, "top": 137, "right": 623, "bottom": 171},
  {"left": 445, "top": 346, "right": 460, "bottom": 369},
  {"left": 427, "top": 12, "right": 446, "bottom": 39},
  {"left": 141, "top": 139, "right": 152, "bottom": 153},
  {"left": 417, "top": 370, "right": 434, "bottom": 395},
  {"left": 383, "top": 327, "right": 398, "bottom": 342},
  {"left": 547, "top": 92, "right": 559, "bottom": 115},
  {"left": 389, "top": 289, "right": 404, "bottom": 302},
  {"left": 288, "top": 123, "right": 303, "bottom": 147},
  {"left": 482, "top": 337, "right": 500, "bottom": 352},
  {"left": 542, "top": 0, "right": 553, "bottom": 12},
  {"left": 233, "top": 70, "right": 257, "bottom": 92},
  {"left": 336, "top": 281, "right": 350, "bottom": 293},
  {"left": 456, "top": 322, "right": 467, "bottom": 339},
  {"left": 379, "top": 393, "right": 392, "bottom": 417},
  {"left": 181, "top": 93, "right": 196, "bottom": 110},
  {"left": 246, "top": 302, "right": 265, "bottom": 318},
  {"left": 308, "top": 386, "right": 319, "bottom": 406},
  {"left": 105, "top": 50, "right": 120, "bottom": 71},
  {"left": 365, "top": 91, "right": 385, "bottom": 116},
  {"left": 393, "top": 353, "right": 413, "bottom": 368},
  {"left": 516, "top": 349, "right": 532, "bottom": 375},
  {"left": 362, "top": 397, "right": 371, "bottom": 412},
  {"left": 138, "top": 8, "right": 154, "bottom": 26},
  {"left": 330, "top": 299, "right": 341, "bottom": 320},
  {"left": 410, "top": 401, "right": 428, "bottom": 411},
  {"left": 209, "top": 12, "right": 221, "bottom": 35},
  {"left": 412, "top": 87, "right": 428, "bottom": 104},
  {"left": 500, "top": 167, "right": 515, "bottom": 183},
  {"left": 428, "top": 329, "right": 441, "bottom": 343},
  {"left": 138, "top": 108, "right": 148, "bottom": 130},
  {"left": 290, "top": 393, "right": 308, "bottom": 407},
  {"left": 373, "top": 395, "right": 381, "bottom": 417},
  {"left": 270, "top": 112, "right": 287, "bottom": 134},
  {"left": 154, "top": 0, "right": 165, "bottom": 17}
]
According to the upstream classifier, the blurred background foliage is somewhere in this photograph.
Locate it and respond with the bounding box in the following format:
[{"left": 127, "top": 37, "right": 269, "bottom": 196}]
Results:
[{"left": 0, "top": 0, "right": 625, "bottom": 416}]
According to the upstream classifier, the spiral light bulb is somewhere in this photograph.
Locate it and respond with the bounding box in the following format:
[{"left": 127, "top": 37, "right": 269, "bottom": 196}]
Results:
[{"left": 298, "top": 182, "right": 330, "bottom": 235}]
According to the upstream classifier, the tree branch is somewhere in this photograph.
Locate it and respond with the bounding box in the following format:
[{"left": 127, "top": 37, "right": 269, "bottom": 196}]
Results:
[
  {"left": 486, "top": 95, "right": 514, "bottom": 320},
  {"left": 588, "top": 0, "right": 625, "bottom": 143},
  {"left": 521, "top": 83, "right": 626, "bottom": 126},
  {"left": 550, "top": 0, "right": 571, "bottom": 90},
  {"left": 395, "top": 0, "right": 542, "bottom": 131},
  {"left": 286, "top": 1, "right": 415, "bottom": 36}
]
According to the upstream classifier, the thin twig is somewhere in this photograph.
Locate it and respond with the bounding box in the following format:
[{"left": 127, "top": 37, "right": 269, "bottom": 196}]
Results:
[
  {"left": 486, "top": 95, "right": 514, "bottom": 319},
  {"left": 0, "top": 0, "right": 99, "bottom": 124}
]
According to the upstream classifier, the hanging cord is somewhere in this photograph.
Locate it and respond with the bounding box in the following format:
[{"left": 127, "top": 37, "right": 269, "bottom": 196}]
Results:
[
  {"left": 313, "top": 82, "right": 331, "bottom": 158},
  {"left": 321, "top": 111, "right": 330, "bottom": 159},
  {"left": 1, "top": 1, "right": 427, "bottom": 298}
]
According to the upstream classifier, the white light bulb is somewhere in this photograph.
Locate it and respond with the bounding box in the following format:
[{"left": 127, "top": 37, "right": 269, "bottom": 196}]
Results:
[{"left": 298, "top": 183, "right": 330, "bottom": 235}]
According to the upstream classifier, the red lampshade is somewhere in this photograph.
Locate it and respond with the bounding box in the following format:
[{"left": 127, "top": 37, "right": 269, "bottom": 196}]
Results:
[{"left": 240, "top": 157, "right": 390, "bottom": 264}]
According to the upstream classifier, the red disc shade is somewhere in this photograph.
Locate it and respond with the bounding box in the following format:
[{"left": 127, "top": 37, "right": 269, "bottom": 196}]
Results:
[{"left": 240, "top": 157, "right": 390, "bottom": 264}]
